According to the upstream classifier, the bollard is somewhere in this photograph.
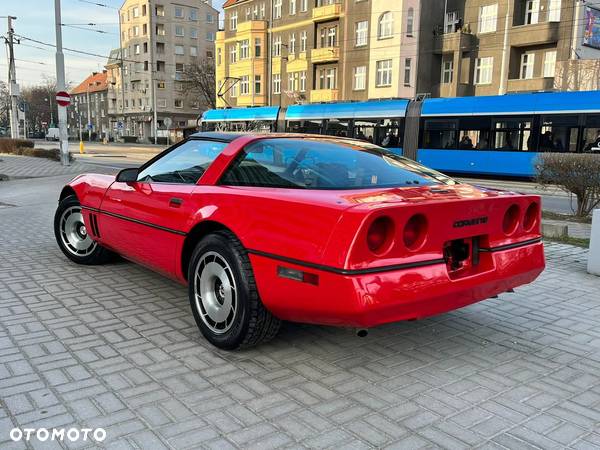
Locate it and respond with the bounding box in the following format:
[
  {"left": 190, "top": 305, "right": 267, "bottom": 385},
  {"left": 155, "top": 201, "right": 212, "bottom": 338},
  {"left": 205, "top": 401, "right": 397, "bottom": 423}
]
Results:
[
  {"left": 79, "top": 141, "right": 85, "bottom": 154},
  {"left": 588, "top": 209, "right": 600, "bottom": 276}
]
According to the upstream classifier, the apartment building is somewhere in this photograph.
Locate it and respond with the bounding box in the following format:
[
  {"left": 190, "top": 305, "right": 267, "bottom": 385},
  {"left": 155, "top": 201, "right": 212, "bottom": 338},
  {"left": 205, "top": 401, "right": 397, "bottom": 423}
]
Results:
[
  {"left": 429, "top": 0, "right": 600, "bottom": 97},
  {"left": 68, "top": 71, "right": 109, "bottom": 140},
  {"left": 107, "top": 0, "right": 219, "bottom": 141},
  {"left": 216, "top": 0, "right": 442, "bottom": 108}
]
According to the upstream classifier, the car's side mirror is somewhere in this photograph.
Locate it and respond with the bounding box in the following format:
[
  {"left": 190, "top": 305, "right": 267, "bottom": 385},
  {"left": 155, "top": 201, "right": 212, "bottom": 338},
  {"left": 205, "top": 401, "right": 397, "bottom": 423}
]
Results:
[{"left": 116, "top": 168, "right": 139, "bottom": 183}]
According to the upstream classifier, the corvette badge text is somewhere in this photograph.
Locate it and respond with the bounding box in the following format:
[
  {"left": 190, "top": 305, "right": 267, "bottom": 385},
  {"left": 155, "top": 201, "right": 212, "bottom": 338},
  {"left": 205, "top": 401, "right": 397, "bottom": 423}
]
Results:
[
  {"left": 453, "top": 216, "right": 489, "bottom": 228},
  {"left": 9, "top": 427, "right": 106, "bottom": 443}
]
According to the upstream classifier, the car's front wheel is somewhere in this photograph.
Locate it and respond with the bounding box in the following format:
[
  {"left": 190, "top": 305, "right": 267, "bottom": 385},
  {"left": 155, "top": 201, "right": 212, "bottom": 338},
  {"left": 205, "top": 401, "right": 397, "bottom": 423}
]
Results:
[
  {"left": 188, "top": 231, "right": 281, "bottom": 350},
  {"left": 54, "top": 195, "right": 114, "bottom": 265}
]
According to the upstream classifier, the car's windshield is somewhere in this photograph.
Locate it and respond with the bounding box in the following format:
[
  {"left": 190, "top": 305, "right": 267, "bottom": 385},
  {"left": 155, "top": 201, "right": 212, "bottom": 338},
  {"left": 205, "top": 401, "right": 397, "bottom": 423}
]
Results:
[{"left": 220, "top": 138, "right": 455, "bottom": 189}]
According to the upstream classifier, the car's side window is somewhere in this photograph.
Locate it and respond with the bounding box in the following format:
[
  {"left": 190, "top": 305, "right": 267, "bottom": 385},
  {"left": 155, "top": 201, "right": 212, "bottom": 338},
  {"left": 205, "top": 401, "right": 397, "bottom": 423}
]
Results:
[{"left": 137, "top": 139, "right": 227, "bottom": 184}]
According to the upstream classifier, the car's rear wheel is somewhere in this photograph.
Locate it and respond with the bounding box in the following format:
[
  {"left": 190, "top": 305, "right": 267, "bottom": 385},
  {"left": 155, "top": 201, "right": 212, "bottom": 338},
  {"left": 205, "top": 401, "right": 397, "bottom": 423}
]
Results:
[
  {"left": 54, "top": 195, "right": 114, "bottom": 265},
  {"left": 188, "top": 231, "right": 281, "bottom": 350}
]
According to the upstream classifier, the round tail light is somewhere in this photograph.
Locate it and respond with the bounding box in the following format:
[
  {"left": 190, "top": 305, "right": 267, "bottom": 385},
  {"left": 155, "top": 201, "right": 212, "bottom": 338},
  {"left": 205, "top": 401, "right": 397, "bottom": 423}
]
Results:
[
  {"left": 503, "top": 204, "right": 520, "bottom": 235},
  {"left": 367, "top": 216, "right": 394, "bottom": 254},
  {"left": 403, "top": 214, "right": 428, "bottom": 251},
  {"left": 523, "top": 202, "right": 539, "bottom": 232}
]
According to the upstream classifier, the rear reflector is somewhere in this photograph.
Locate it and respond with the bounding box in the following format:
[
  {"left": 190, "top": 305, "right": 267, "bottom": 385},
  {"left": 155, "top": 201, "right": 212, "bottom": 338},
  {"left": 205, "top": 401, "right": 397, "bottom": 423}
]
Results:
[{"left": 277, "top": 266, "right": 319, "bottom": 285}]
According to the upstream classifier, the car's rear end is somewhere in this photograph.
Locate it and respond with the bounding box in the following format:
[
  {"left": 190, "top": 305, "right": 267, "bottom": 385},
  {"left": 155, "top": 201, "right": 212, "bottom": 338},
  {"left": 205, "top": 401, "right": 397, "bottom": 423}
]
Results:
[{"left": 254, "top": 185, "right": 544, "bottom": 327}]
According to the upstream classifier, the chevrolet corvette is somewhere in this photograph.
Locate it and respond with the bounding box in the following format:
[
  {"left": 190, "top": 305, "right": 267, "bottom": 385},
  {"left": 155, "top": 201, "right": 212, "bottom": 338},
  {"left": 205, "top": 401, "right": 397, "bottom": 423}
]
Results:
[{"left": 54, "top": 133, "right": 545, "bottom": 349}]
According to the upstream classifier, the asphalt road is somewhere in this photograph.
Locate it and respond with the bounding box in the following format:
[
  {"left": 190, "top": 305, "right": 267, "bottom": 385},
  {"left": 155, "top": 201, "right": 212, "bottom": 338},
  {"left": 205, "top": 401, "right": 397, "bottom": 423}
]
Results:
[{"left": 33, "top": 140, "right": 578, "bottom": 214}]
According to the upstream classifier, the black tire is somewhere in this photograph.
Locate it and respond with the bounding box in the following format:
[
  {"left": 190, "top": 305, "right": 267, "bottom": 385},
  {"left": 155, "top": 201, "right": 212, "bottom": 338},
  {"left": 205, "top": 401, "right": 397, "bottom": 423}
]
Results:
[
  {"left": 54, "top": 195, "right": 114, "bottom": 265},
  {"left": 188, "top": 230, "right": 281, "bottom": 350}
]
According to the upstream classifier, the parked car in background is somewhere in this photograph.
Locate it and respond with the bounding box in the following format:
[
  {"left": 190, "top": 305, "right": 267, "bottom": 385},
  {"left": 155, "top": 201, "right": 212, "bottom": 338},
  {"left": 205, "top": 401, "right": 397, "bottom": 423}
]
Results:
[
  {"left": 45, "top": 128, "right": 60, "bottom": 141},
  {"left": 53, "top": 133, "right": 545, "bottom": 350}
]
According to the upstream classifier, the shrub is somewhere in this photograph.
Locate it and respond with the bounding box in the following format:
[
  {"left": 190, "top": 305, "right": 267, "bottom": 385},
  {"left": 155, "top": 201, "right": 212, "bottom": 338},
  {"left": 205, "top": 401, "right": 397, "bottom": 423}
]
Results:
[
  {"left": 0, "top": 138, "right": 35, "bottom": 153},
  {"left": 536, "top": 153, "right": 600, "bottom": 217}
]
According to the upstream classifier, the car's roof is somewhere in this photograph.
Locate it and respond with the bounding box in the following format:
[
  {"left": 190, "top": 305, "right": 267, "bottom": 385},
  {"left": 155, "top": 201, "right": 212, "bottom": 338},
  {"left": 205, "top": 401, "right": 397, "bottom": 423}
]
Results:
[{"left": 189, "top": 131, "right": 247, "bottom": 142}]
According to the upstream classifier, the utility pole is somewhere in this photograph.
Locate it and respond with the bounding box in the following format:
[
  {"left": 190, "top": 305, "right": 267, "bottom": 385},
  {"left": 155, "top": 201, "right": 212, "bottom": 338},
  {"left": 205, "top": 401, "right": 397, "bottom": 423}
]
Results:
[
  {"left": 86, "top": 84, "right": 92, "bottom": 142},
  {"left": 6, "top": 16, "right": 19, "bottom": 138},
  {"left": 54, "top": 0, "right": 70, "bottom": 166}
]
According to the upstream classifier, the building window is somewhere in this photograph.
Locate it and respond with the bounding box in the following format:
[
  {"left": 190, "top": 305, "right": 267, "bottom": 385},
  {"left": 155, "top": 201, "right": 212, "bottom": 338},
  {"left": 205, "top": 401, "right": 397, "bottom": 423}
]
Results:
[
  {"left": 318, "top": 68, "right": 336, "bottom": 89},
  {"left": 175, "top": 25, "right": 184, "bottom": 37},
  {"left": 273, "top": 36, "right": 282, "bottom": 56},
  {"left": 206, "top": 31, "right": 215, "bottom": 41},
  {"left": 353, "top": 66, "right": 366, "bottom": 90},
  {"left": 543, "top": 50, "right": 556, "bottom": 77},
  {"left": 155, "top": 5, "right": 164, "bottom": 16},
  {"left": 445, "top": 11, "right": 459, "bottom": 33},
  {"left": 240, "top": 76, "right": 249, "bottom": 95},
  {"left": 300, "top": 31, "right": 307, "bottom": 52},
  {"left": 133, "top": 26, "right": 139, "bottom": 36},
  {"left": 273, "top": 74, "right": 281, "bottom": 94},
  {"left": 189, "top": 8, "right": 198, "bottom": 21},
  {"left": 376, "top": 59, "right": 392, "bottom": 87},
  {"left": 300, "top": 71, "right": 306, "bottom": 91},
  {"left": 328, "top": 27, "right": 337, "bottom": 47},
  {"left": 174, "top": 99, "right": 183, "bottom": 108},
  {"left": 524, "top": 0, "right": 539, "bottom": 25},
  {"left": 207, "top": 13, "right": 214, "bottom": 23},
  {"left": 174, "top": 6, "right": 183, "bottom": 18},
  {"left": 442, "top": 59, "right": 453, "bottom": 83},
  {"left": 356, "top": 21, "right": 368, "bottom": 46},
  {"left": 289, "top": 33, "right": 296, "bottom": 53},
  {"left": 175, "top": 45, "right": 184, "bottom": 55},
  {"left": 190, "top": 46, "right": 197, "bottom": 57},
  {"left": 255, "top": 38, "right": 261, "bottom": 57},
  {"left": 288, "top": 72, "right": 298, "bottom": 91},
  {"left": 217, "top": 48, "right": 222, "bottom": 65},
  {"left": 157, "top": 80, "right": 165, "bottom": 89},
  {"left": 230, "top": 11, "right": 237, "bottom": 30},
  {"left": 406, "top": 8, "right": 414, "bottom": 36},
  {"left": 404, "top": 58, "right": 412, "bottom": 86},
  {"left": 132, "top": 6, "right": 139, "bottom": 17},
  {"left": 255, "top": 75, "right": 262, "bottom": 94},
  {"left": 475, "top": 56, "right": 493, "bottom": 84},
  {"left": 158, "top": 99, "right": 167, "bottom": 107},
  {"left": 230, "top": 45, "right": 237, "bottom": 63},
  {"left": 520, "top": 53, "right": 535, "bottom": 79},
  {"left": 290, "top": 0, "right": 296, "bottom": 15},
  {"left": 300, "top": 0, "right": 307, "bottom": 12},
  {"left": 230, "top": 84, "right": 237, "bottom": 97},
  {"left": 548, "top": 0, "right": 561, "bottom": 21},
  {"left": 175, "top": 63, "right": 184, "bottom": 80},
  {"left": 134, "top": 44, "right": 140, "bottom": 54},
  {"left": 190, "top": 27, "right": 198, "bottom": 39},
  {"left": 274, "top": 0, "right": 282, "bottom": 19},
  {"left": 478, "top": 4, "right": 497, "bottom": 33},
  {"left": 240, "top": 40, "right": 249, "bottom": 59},
  {"left": 143, "top": 24, "right": 148, "bottom": 35},
  {"left": 378, "top": 12, "right": 393, "bottom": 39}
]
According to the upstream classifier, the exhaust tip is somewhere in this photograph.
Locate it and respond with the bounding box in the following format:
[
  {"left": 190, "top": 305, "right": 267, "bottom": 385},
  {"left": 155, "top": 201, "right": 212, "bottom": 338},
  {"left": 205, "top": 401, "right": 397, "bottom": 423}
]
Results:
[{"left": 356, "top": 329, "right": 369, "bottom": 338}]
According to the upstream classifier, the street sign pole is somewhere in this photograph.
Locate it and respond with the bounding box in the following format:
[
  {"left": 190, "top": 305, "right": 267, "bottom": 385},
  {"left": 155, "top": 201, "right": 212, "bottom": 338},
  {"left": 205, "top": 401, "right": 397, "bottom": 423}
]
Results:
[{"left": 54, "top": 0, "right": 70, "bottom": 166}]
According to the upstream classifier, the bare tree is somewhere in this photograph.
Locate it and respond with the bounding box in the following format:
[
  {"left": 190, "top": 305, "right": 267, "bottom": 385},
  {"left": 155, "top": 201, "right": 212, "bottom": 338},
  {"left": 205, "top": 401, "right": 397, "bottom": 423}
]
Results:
[
  {"left": 183, "top": 59, "right": 216, "bottom": 110},
  {"left": 0, "top": 81, "right": 9, "bottom": 131}
]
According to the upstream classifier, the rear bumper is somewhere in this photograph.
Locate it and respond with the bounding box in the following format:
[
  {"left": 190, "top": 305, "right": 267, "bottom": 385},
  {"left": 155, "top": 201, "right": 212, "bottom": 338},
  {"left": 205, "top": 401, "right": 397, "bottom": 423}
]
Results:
[{"left": 250, "top": 241, "right": 545, "bottom": 327}]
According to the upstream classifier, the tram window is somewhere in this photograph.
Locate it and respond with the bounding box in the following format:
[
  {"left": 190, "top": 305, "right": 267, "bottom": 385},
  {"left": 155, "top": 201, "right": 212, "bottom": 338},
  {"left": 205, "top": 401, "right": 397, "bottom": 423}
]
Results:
[
  {"left": 325, "top": 119, "right": 350, "bottom": 137},
  {"left": 423, "top": 120, "right": 457, "bottom": 149},
  {"left": 493, "top": 118, "right": 532, "bottom": 151},
  {"left": 539, "top": 115, "right": 578, "bottom": 153},
  {"left": 287, "top": 120, "right": 323, "bottom": 134},
  {"left": 582, "top": 114, "right": 600, "bottom": 153},
  {"left": 354, "top": 119, "right": 402, "bottom": 147},
  {"left": 458, "top": 117, "right": 491, "bottom": 150}
]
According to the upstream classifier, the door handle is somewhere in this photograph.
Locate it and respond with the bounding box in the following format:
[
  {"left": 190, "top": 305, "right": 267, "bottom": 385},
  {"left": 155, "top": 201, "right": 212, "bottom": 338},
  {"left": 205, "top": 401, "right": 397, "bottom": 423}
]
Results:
[{"left": 169, "top": 197, "right": 183, "bottom": 208}]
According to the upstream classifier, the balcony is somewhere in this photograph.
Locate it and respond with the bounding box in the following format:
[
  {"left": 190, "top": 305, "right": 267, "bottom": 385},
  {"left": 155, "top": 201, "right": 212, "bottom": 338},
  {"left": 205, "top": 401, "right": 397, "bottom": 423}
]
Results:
[
  {"left": 310, "top": 46, "right": 340, "bottom": 63},
  {"left": 237, "top": 95, "right": 267, "bottom": 106},
  {"left": 310, "top": 89, "right": 339, "bottom": 103},
  {"left": 433, "top": 31, "right": 476, "bottom": 55},
  {"left": 237, "top": 20, "right": 268, "bottom": 34},
  {"left": 312, "top": 2, "right": 341, "bottom": 22},
  {"left": 509, "top": 21, "right": 559, "bottom": 47},
  {"left": 507, "top": 77, "right": 555, "bottom": 92}
]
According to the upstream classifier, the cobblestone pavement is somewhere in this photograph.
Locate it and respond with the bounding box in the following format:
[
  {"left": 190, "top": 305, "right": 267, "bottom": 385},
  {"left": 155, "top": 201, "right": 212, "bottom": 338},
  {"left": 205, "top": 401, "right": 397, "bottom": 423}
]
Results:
[
  {"left": 0, "top": 155, "right": 118, "bottom": 179},
  {"left": 1, "top": 165, "right": 600, "bottom": 449}
]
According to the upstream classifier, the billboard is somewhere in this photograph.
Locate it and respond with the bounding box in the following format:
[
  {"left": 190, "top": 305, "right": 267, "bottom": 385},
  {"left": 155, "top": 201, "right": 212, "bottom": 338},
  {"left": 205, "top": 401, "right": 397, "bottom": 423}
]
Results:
[{"left": 583, "top": 6, "right": 600, "bottom": 50}]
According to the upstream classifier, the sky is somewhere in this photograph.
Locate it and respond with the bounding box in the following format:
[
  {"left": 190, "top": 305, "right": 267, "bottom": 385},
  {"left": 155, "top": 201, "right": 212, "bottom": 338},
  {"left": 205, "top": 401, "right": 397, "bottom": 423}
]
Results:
[{"left": 1, "top": 0, "right": 223, "bottom": 88}]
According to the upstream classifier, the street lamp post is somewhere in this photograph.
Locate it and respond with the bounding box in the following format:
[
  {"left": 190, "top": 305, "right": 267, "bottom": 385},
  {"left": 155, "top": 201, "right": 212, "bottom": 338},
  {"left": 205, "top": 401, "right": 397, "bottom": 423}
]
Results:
[{"left": 86, "top": 83, "right": 92, "bottom": 142}]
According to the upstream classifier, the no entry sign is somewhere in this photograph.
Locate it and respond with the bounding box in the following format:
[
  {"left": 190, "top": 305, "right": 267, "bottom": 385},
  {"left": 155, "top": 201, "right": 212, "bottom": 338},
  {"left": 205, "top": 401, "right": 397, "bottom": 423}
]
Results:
[{"left": 56, "top": 91, "right": 71, "bottom": 107}]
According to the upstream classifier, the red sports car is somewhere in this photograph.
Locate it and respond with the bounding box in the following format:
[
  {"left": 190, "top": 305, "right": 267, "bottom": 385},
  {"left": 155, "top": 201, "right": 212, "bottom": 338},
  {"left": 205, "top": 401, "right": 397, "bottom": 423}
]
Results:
[{"left": 54, "top": 133, "right": 545, "bottom": 349}]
